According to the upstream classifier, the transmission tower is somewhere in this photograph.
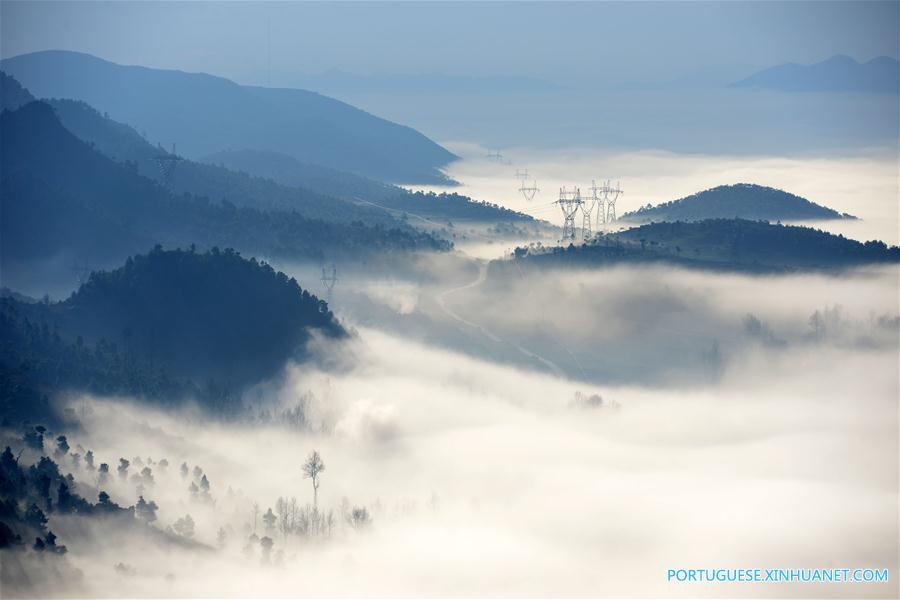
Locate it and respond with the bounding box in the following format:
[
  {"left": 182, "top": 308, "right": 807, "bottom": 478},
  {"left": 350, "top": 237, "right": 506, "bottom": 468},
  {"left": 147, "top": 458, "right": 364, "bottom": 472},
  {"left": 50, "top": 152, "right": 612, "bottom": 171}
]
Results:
[
  {"left": 519, "top": 179, "right": 540, "bottom": 202},
  {"left": 590, "top": 179, "right": 607, "bottom": 229},
  {"left": 486, "top": 149, "right": 504, "bottom": 162},
  {"left": 152, "top": 143, "right": 182, "bottom": 188},
  {"left": 581, "top": 189, "right": 597, "bottom": 242},
  {"left": 514, "top": 168, "right": 530, "bottom": 180},
  {"left": 555, "top": 187, "right": 583, "bottom": 243},
  {"left": 604, "top": 180, "right": 624, "bottom": 224},
  {"left": 321, "top": 264, "right": 338, "bottom": 300}
]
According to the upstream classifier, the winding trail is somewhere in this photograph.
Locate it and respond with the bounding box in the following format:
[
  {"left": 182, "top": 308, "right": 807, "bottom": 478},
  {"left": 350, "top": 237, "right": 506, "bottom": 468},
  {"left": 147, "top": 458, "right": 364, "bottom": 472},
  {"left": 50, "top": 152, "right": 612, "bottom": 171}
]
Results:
[{"left": 436, "top": 261, "right": 566, "bottom": 378}]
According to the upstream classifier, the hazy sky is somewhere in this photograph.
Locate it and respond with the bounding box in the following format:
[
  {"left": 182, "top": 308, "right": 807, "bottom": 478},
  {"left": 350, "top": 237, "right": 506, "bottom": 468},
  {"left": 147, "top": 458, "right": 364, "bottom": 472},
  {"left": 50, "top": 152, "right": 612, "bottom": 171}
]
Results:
[{"left": 2, "top": 1, "right": 898, "bottom": 86}]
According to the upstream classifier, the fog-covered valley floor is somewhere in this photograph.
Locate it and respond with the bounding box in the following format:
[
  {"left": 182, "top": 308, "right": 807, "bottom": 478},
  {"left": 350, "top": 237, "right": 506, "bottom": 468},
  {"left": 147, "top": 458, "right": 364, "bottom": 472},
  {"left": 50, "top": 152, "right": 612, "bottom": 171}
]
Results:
[
  {"left": 6, "top": 254, "right": 897, "bottom": 598},
  {"left": 3, "top": 4, "right": 898, "bottom": 597},
  {"left": 410, "top": 147, "right": 900, "bottom": 246}
]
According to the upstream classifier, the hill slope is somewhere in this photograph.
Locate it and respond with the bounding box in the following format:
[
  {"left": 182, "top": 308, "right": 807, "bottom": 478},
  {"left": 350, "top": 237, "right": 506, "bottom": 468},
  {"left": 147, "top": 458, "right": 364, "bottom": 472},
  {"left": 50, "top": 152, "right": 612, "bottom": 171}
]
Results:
[
  {"left": 622, "top": 184, "right": 852, "bottom": 223},
  {"left": 0, "top": 101, "right": 447, "bottom": 291},
  {"left": 47, "top": 98, "right": 529, "bottom": 228},
  {"left": 0, "top": 70, "right": 34, "bottom": 110},
  {"left": 1, "top": 50, "right": 457, "bottom": 183},
  {"left": 201, "top": 148, "right": 404, "bottom": 202},
  {"left": 58, "top": 247, "right": 343, "bottom": 382},
  {"left": 201, "top": 148, "right": 535, "bottom": 223},
  {"left": 45, "top": 97, "right": 400, "bottom": 226},
  {"left": 1, "top": 248, "right": 344, "bottom": 424},
  {"left": 731, "top": 55, "right": 899, "bottom": 94},
  {"left": 512, "top": 219, "right": 898, "bottom": 272}
]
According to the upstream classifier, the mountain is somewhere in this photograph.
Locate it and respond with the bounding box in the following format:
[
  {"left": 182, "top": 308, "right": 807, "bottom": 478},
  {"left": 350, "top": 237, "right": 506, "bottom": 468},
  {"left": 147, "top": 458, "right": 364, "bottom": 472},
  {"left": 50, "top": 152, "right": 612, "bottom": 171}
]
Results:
[
  {"left": 201, "top": 148, "right": 535, "bottom": 223},
  {"left": 45, "top": 97, "right": 400, "bottom": 226},
  {"left": 56, "top": 247, "right": 343, "bottom": 383},
  {"left": 0, "top": 71, "right": 34, "bottom": 111},
  {"left": 46, "top": 98, "right": 529, "bottom": 227},
  {"left": 0, "top": 50, "right": 458, "bottom": 183},
  {"left": 200, "top": 148, "right": 401, "bottom": 202},
  {"left": 1, "top": 248, "right": 344, "bottom": 424},
  {"left": 510, "top": 219, "right": 898, "bottom": 273},
  {"left": 731, "top": 55, "right": 900, "bottom": 94},
  {"left": 621, "top": 184, "right": 853, "bottom": 223},
  {"left": 0, "top": 101, "right": 448, "bottom": 291}
]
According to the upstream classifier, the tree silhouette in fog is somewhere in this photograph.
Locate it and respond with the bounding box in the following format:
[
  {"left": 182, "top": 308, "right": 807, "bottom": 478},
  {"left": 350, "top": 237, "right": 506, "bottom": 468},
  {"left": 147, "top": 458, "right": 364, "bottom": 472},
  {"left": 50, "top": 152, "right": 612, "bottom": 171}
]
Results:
[
  {"left": 302, "top": 450, "right": 325, "bottom": 508},
  {"left": 135, "top": 496, "right": 158, "bottom": 523}
]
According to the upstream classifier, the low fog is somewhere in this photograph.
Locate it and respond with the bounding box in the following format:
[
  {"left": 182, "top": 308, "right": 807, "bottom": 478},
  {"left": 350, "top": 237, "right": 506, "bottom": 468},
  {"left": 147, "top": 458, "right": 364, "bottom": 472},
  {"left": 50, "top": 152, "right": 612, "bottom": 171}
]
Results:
[
  {"left": 411, "top": 146, "right": 900, "bottom": 246},
  {"left": 4, "top": 260, "right": 897, "bottom": 598}
]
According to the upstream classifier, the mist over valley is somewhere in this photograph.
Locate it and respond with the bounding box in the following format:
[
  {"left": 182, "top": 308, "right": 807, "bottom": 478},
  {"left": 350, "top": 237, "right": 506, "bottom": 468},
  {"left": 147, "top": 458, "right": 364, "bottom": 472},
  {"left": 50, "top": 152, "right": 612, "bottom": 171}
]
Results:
[{"left": 1, "top": 2, "right": 898, "bottom": 598}]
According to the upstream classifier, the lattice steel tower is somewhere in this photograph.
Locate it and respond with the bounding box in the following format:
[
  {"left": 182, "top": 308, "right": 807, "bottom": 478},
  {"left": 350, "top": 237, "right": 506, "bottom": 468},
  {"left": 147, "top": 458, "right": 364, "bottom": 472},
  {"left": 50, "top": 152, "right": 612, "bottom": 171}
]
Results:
[
  {"left": 581, "top": 188, "right": 596, "bottom": 242},
  {"left": 590, "top": 179, "right": 606, "bottom": 229},
  {"left": 555, "top": 187, "right": 583, "bottom": 243},
  {"left": 321, "top": 264, "right": 338, "bottom": 300},
  {"left": 519, "top": 179, "right": 540, "bottom": 201},
  {"left": 604, "top": 180, "right": 624, "bottom": 224}
]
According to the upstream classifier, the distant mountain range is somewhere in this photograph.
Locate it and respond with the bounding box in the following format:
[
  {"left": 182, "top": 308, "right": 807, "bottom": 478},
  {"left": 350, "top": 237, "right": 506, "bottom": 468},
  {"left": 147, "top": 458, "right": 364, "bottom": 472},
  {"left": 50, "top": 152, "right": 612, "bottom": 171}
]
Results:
[
  {"left": 0, "top": 100, "right": 446, "bottom": 293},
  {"left": 201, "top": 148, "right": 534, "bottom": 223},
  {"left": 45, "top": 97, "right": 398, "bottom": 227},
  {"left": 41, "top": 95, "right": 527, "bottom": 228},
  {"left": 731, "top": 55, "right": 899, "bottom": 94},
  {"left": 201, "top": 148, "right": 399, "bottom": 202},
  {"left": 0, "top": 50, "right": 458, "bottom": 183},
  {"left": 621, "top": 184, "right": 853, "bottom": 223}
]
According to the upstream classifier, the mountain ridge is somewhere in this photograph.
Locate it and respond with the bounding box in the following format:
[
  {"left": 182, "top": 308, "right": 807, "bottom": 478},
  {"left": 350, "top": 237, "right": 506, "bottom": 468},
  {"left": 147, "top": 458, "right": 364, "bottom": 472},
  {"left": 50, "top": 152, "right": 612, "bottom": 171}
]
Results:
[
  {"left": 509, "top": 219, "right": 899, "bottom": 273},
  {"left": 731, "top": 54, "right": 899, "bottom": 94},
  {"left": 0, "top": 100, "right": 448, "bottom": 294},
  {"left": 622, "top": 183, "right": 853, "bottom": 223},
  {"left": 0, "top": 50, "right": 458, "bottom": 183}
]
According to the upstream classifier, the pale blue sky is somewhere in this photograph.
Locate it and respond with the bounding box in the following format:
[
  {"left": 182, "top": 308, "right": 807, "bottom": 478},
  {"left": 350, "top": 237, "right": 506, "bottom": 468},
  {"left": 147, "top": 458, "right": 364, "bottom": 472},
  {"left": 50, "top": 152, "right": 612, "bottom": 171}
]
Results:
[{"left": 2, "top": 1, "right": 897, "bottom": 86}]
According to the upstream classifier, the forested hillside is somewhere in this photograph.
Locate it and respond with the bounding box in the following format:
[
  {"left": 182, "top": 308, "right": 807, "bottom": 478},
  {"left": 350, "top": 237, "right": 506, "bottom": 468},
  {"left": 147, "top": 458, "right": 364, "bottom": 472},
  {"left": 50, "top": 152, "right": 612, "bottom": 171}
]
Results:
[
  {"left": 45, "top": 98, "right": 400, "bottom": 226},
  {"left": 622, "top": 184, "right": 852, "bottom": 223},
  {"left": 0, "top": 101, "right": 448, "bottom": 290},
  {"left": 1, "top": 248, "right": 344, "bottom": 425},
  {"left": 0, "top": 71, "right": 34, "bottom": 110},
  {"left": 511, "top": 219, "right": 898, "bottom": 272},
  {"left": 201, "top": 149, "right": 535, "bottom": 224}
]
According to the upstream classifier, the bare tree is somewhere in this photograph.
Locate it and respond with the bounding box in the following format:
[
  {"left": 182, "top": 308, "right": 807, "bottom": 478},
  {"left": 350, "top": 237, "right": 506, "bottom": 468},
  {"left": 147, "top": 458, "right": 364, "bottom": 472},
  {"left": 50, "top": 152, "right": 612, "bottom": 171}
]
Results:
[{"left": 302, "top": 451, "right": 325, "bottom": 508}]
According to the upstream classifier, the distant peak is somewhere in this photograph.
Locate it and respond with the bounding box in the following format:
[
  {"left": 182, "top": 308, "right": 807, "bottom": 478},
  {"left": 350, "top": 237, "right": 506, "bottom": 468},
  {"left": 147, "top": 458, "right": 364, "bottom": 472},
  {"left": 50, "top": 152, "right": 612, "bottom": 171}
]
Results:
[
  {"left": 6, "top": 48, "right": 112, "bottom": 63},
  {"left": 865, "top": 55, "right": 900, "bottom": 66},
  {"left": 821, "top": 54, "right": 859, "bottom": 65}
]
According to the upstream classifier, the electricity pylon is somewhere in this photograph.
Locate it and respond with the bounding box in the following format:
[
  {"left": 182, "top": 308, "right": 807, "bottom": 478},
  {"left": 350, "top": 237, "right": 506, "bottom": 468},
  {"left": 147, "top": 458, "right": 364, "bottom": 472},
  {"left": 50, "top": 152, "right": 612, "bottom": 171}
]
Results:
[
  {"left": 581, "top": 191, "right": 596, "bottom": 242},
  {"left": 519, "top": 179, "right": 540, "bottom": 201},
  {"left": 321, "top": 264, "right": 337, "bottom": 301},
  {"left": 555, "top": 187, "right": 583, "bottom": 243},
  {"left": 604, "top": 180, "right": 624, "bottom": 224},
  {"left": 590, "top": 179, "right": 606, "bottom": 229}
]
